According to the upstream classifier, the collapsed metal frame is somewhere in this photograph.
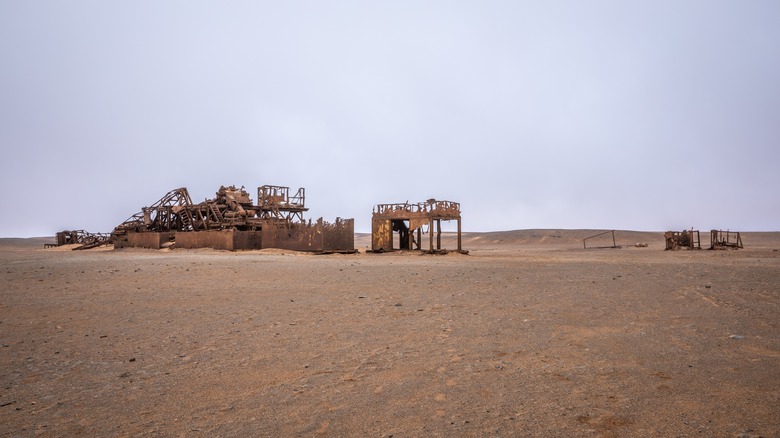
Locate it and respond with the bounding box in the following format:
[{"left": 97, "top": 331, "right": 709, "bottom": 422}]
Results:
[
  {"left": 106, "top": 183, "right": 353, "bottom": 252},
  {"left": 583, "top": 230, "right": 620, "bottom": 249},
  {"left": 664, "top": 229, "right": 701, "bottom": 250},
  {"left": 371, "top": 199, "right": 463, "bottom": 253},
  {"left": 46, "top": 230, "right": 113, "bottom": 250},
  {"left": 710, "top": 230, "right": 743, "bottom": 250},
  {"left": 112, "top": 185, "right": 307, "bottom": 239}
]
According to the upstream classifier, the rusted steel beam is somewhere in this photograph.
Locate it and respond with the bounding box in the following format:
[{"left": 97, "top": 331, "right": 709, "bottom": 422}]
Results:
[{"left": 583, "top": 230, "right": 620, "bottom": 249}]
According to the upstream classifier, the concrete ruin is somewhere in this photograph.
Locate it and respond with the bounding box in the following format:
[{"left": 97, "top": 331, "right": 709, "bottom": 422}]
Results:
[
  {"left": 371, "top": 199, "right": 463, "bottom": 253},
  {"left": 103, "top": 184, "right": 354, "bottom": 252}
]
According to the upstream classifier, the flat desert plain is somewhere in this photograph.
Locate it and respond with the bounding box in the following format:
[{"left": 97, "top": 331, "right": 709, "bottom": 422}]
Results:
[{"left": 1, "top": 230, "right": 779, "bottom": 437}]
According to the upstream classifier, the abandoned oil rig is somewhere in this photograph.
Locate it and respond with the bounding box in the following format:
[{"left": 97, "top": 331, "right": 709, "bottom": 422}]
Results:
[{"left": 56, "top": 184, "right": 354, "bottom": 252}]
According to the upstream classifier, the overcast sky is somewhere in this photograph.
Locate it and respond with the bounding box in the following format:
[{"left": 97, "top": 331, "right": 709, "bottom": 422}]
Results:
[{"left": 1, "top": 1, "right": 778, "bottom": 236}]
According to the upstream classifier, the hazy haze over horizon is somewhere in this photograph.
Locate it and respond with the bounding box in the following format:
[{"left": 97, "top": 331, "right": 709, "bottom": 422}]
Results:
[{"left": 1, "top": 1, "right": 778, "bottom": 237}]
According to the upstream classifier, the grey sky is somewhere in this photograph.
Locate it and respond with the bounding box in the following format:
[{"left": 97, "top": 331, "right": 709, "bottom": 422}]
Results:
[{"left": 1, "top": 1, "right": 778, "bottom": 237}]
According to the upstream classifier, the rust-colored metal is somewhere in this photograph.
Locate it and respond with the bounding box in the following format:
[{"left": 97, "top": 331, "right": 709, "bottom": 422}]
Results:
[
  {"left": 48, "top": 230, "right": 112, "bottom": 250},
  {"left": 108, "top": 184, "right": 353, "bottom": 252},
  {"left": 370, "top": 199, "right": 464, "bottom": 253},
  {"left": 583, "top": 230, "right": 620, "bottom": 249},
  {"left": 710, "top": 230, "right": 743, "bottom": 250},
  {"left": 664, "top": 229, "right": 701, "bottom": 250}
]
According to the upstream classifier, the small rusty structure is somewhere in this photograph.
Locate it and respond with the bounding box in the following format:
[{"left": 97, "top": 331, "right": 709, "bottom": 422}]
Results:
[
  {"left": 710, "top": 230, "right": 743, "bottom": 250},
  {"left": 54, "top": 183, "right": 354, "bottom": 252},
  {"left": 583, "top": 230, "right": 620, "bottom": 249},
  {"left": 371, "top": 199, "right": 463, "bottom": 253},
  {"left": 46, "top": 230, "right": 112, "bottom": 250},
  {"left": 664, "top": 229, "right": 701, "bottom": 250}
]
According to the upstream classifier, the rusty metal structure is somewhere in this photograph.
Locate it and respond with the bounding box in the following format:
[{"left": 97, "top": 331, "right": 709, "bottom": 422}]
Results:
[
  {"left": 107, "top": 184, "right": 354, "bottom": 252},
  {"left": 710, "top": 230, "right": 743, "bottom": 250},
  {"left": 664, "top": 229, "right": 701, "bottom": 250},
  {"left": 371, "top": 199, "right": 463, "bottom": 253},
  {"left": 583, "top": 230, "right": 620, "bottom": 249},
  {"left": 47, "top": 230, "right": 112, "bottom": 250}
]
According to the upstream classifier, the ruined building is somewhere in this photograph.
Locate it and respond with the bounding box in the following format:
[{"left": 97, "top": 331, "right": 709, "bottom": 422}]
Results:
[{"left": 371, "top": 199, "right": 463, "bottom": 253}]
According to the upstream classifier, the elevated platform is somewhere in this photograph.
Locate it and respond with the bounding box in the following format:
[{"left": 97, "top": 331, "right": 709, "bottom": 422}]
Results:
[{"left": 371, "top": 199, "right": 462, "bottom": 252}]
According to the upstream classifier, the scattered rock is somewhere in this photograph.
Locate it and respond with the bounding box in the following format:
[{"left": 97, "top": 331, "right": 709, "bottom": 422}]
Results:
[{"left": 729, "top": 335, "right": 745, "bottom": 340}]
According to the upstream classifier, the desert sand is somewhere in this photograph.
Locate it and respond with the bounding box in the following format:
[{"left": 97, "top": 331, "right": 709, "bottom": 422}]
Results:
[{"left": 1, "top": 230, "right": 778, "bottom": 437}]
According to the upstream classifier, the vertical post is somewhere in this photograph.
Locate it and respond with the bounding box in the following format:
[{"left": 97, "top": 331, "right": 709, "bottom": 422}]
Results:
[
  {"left": 436, "top": 219, "right": 441, "bottom": 250},
  {"left": 429, "top": 218, "right": 434, "bottom": 252},
  {"left": 611, "top": 230, "right": 616, "bottom": 248},
  {"left": 417, "top": 227, "right": 421, "bottom": 250},
  {"left": 457, "top": 218, "right": 462, "bottom": 251}
]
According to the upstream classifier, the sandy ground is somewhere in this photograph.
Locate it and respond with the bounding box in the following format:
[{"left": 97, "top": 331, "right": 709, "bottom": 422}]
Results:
[{"left": 1, "top": 230, "right": 778, "bottom": 437}]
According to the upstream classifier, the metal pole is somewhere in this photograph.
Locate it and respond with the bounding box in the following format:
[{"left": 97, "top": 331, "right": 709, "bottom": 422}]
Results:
[
  {"left": 429, "top": 218, "right": 434, "bottom": 252},
  {"left": 436, "top": 219, "right": 441, "bottom": 250},
  {"left": 457, "top": 218, "right": 461, "bottom": 251}
]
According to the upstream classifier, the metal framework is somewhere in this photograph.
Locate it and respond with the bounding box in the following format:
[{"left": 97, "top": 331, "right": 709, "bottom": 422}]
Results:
[
  {"left": 257, "top": 185, "right": 308, "bottom": 222},
  {"left": 664, "top": 229, "right": 701, "bottom": 250},
  {"left": 47, "top": 230, "right": 112, "bottom": 250},
  {"left": 710, "top": 230, "right": 743, "bottom": 250},
  {"left": 583, "top": 230, "right": 620, "bottom": 249},
  {"left": 105, "top": 183, "right": 352, "bottom": 252},
  {"left": 371, "top": 199, "right": 463, "bottom": 253}
]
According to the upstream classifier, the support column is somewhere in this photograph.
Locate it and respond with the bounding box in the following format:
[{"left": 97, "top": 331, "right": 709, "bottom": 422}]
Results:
[
  {"left": 457, "top": 218, "right": 462, "bottom": 251},
  {"left": 429, "top": 218, "right": 434, "bottom": 252},
  {"left": 416, "top": 227, "right": 421, "bottom": 250},
  {"left": 436, "top": 219, "right": 441, "bottom": 250}
]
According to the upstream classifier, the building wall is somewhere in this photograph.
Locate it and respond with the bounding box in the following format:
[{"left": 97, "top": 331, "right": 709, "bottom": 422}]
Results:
[
  {"left": 371, "top": 218, "right": 393, "bottom": 251},
  {"left": 127, "top": 221, "right": 351, "bottom": 252},
  {"left": 118, "top": 232, "right": 174, "bottom": 249},
  {"left": 174, "top": 230, "right": 264, "bottom": 250},
  {"left": 323, "top": 218, "right": 355, "bottom": 251}
]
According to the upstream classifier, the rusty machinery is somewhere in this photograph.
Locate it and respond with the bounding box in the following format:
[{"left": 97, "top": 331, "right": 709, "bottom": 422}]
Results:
[
  {"left": 113, "top": 184, "right": 352, "bottom": 251},
  {"left": 664, "top": 228, "right": 745, "bottom": 251},
  {"left": 664, "top": 229, "right": 701, "bottom": 250},
  {"left": 112, "top": 185, "right": 304, "bottom": 239},
  {"left": 51, "top": 184, "right": 353, "bottom": 252},
  {"left": 371, "top": 199, "right": 464, "bottom": 253},
  {"left": 46, "top": 230, "right": 112, "bottom": 250}
]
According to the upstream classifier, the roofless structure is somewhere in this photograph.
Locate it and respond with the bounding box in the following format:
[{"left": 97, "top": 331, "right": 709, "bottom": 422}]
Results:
[{"left": 371, "top": 199, "right": 462, "bottom": 253}]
